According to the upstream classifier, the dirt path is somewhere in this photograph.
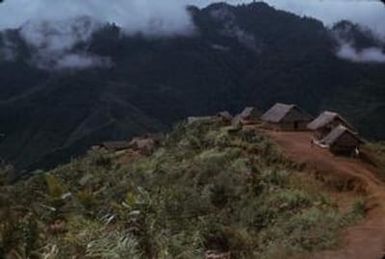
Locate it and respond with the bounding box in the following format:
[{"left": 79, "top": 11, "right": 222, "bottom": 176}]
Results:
[{"left": 265, "top": 131, "right": 385, "bottom": 259}]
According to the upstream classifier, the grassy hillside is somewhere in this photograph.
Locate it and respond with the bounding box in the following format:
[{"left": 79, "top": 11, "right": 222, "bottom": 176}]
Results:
[
  {"left": 0, "top": 120, "right": 365, "bottom": 258},
  {"left": 363, "top": 142, "right": 385, "bottom": 180}
]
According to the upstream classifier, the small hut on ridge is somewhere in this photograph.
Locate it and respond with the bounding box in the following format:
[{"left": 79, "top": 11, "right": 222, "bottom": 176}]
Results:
[
  {"left": 237, "top": 107, "right": 261, "bottom": 125},
  {"left": 320, "top": 125, "right": 364, "bottom": 155},
  {"left": 307, "top": 111, "right": 355, "bottom": 139},
  {"left": 261, "top": 103, "right": 313, "bottom": 131}
]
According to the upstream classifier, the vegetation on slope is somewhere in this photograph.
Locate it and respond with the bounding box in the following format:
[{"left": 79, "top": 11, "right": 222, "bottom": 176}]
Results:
[
  {"left": 0, "top": 120, "right": 365, "bottom": 258},
  {"left": 363, "top": 142, "right": 385, "bottom": 179}
]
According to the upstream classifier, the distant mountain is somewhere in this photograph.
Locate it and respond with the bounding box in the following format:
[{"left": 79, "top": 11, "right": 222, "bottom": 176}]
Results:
[
  {"left": 0, "top": 2, "right": 384, "bottom": 171},
  {"left": 332, "top": 20, "right": 385, "bottom": 50}
]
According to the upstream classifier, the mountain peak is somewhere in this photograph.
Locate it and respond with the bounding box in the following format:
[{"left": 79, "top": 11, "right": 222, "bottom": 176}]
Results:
[{"left": 332, "top": 20, "right": 383, "bottom": 50}]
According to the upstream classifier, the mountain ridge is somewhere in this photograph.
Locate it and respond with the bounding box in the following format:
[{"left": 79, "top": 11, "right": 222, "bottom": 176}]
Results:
[{"left": 0, "top": 2, "right": 384, "bottom": 171}]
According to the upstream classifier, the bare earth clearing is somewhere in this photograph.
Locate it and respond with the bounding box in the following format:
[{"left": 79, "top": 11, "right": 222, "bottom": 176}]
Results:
[{"left": 266, "top": 131, "right": 385, "bottom": 259}]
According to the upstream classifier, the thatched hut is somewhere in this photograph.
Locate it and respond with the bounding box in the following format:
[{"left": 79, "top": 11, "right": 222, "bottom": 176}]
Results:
[
  {"left": 187, "top": 116, "right": 213, "bottom": 124},
  {"left": 320, "top": 125, "right": 364, "bottom": 155},
  {"left": 261, "top": 103, "right": 313, "bottom": 131},
  {"left": 217, "top": 111, "right": 233, "bottom": 123},
  {"left": 238, "top": 107, "right": 261, "bottom": 125},
  {"left": 231, "top": 115, "right": 242, "bottom": 128},
  {"left": 129, "top": 137, "right": 156, "bottom": 154},
  {"left": 97, "top": 141, "right": 131, "bottom": 151},
  {"left": 307, "top": 111, "right": 355, "bottom": 139}
]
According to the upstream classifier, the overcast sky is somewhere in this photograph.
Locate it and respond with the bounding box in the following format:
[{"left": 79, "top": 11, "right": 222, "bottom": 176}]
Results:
[
  {"left": 0, "top": 0, "right": 384, "bottom": 36},
  {"left": 205, "top": 0, "right": 385, "bottom": 36},
  {"left": 266, "top": 0, "right": 385, "bottom": 36}
]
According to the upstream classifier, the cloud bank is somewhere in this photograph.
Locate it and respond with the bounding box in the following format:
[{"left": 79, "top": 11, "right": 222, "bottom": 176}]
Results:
[
  {"left": 16, "top": 17, "right": 113, "bottom": 70},
  {"left": 336, "top": 44, "right": 385, "bottom": 63},
  {"left": 0, "top": 0, "right": 194, "bottom": 35},
  {"left": 0, "top": 0, "right": 195, "bottom": 70},
  {"left": 332, "top": 20, "right": 385, "bottom": 63}
]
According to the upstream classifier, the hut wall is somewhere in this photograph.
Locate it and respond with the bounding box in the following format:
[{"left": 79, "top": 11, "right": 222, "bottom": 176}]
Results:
[
  {"left": 296, "top": 121, "right": 310, "bottom": 130},
  {"left": 280, "top": 121, "right": 309, "bottom": 131},
  {"left": 280, "top": 122, "right": 295, "bottom": 131},
  {"left": 284, "top": 109, "right": 311, "bottom": 122},
  {"left": 281, "top": 109, "right": 312, "bottom": 131},
  {"left": 330, "top": 133, "right": 361, "bottom": 155}
]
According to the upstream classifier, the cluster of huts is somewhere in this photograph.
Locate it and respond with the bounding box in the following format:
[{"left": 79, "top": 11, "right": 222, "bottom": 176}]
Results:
[
  {"left": 192, "top": 103, "right": 364, "bottom": 157},
  {"left": 95, "top": 103, "right": 364, "bottom": 157}
]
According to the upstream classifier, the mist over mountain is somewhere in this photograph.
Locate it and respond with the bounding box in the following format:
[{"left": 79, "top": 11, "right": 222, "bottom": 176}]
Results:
[
  {"left": 0, "top": 2, "right": 384, "bottom": 172},
  {"left": 332, "top": 21, "right": 385, "bottom": 63},
  {"left": 0, "top": 0, "right": 195, "bottom": 35}
]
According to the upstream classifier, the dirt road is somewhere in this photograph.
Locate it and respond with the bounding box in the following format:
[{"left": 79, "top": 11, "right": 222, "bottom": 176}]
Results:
[{"left": 266, "top": 131, "right": 385, "bottom": 259}]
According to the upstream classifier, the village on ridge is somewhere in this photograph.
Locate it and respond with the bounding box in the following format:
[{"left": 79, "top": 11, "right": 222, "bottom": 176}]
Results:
[{"left": 97, "top": 103, "right": 364, "bottom": 158}]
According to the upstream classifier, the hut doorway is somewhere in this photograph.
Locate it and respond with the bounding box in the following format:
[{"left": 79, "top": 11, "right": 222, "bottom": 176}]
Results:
[{"left": 294, "top": 121, "right": 299, "bottom": 130}]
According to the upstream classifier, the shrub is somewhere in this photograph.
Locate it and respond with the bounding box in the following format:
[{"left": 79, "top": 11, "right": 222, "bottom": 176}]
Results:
[{"left": 45, "top": 174, "right": 66, "bottom": 199}]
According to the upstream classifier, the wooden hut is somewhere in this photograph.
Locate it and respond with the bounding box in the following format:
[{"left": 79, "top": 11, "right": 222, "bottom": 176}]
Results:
[
  {"left": 238, "top": 107, "right": 261, "bottom": 125},
  {"left": 217, "top": 111, "right": 233, "bottom": 123},
  {"left": 261, "top": 103, "right": 313, "bottom": 131},
  {"left": 231, "top": 115, "right": 243, "bottom": 128},
  {"left": 320, "top": 125, "right": 364, "bottom": 155},
  {"left": 307, "top": 111, "right": 355, "bottom": 139}
]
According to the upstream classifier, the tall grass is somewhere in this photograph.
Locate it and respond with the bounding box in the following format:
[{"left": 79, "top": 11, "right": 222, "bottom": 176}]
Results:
[{"left": 0, "top": 120, "right": 365, "bottom": 258}]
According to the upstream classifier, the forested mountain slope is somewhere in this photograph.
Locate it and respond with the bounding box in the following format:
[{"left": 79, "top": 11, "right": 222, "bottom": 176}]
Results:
[{"left": 0, "top": 2, "right": 384, "bottom": 171}]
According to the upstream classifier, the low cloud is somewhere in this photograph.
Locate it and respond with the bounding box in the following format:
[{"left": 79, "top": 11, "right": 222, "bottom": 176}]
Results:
[
  {"left": 332, "top": 21, "right": 385, "bottom": 64},
  {"left": 17, "top": 17, "right": 111, "bottom": 70},
  {"left": 0, "top": 0, "right": 194, "bottom": 35},
  {"left": 0, "top": 0, "right": 195, "bottom": 70},
  {"left": 209, "top": 5, "right": 258, "bottom": 51},
  {"left": 336, "top": 43, "right": 385, "bottom": 63},
  {"left": 55, "top": 54, "right": 111, "bottom": 70}
]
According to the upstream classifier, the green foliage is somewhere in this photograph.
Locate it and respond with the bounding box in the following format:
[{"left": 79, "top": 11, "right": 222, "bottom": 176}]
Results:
[
  {"left": 0, "top": 120, "right": 366, "bottom": 258},
  {"left": 45, "top": 174, "right": 66, "bottom": 199},
  {"left": 0, "top": 212, "right": 40, "bottom": 258},
  {"left": 350, "top": 199, "right": 366, "bottom": 219},
  {"left": 364, "top": 142, "right": 385, "bottom": 179},
  {"left": 86, "top": 232, "right": 142, "bottom": 259},
  {"left": 77, "top": 189, "right": 98, "bottom": 211}
]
